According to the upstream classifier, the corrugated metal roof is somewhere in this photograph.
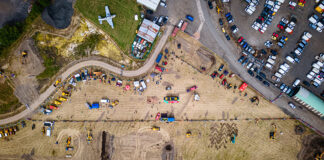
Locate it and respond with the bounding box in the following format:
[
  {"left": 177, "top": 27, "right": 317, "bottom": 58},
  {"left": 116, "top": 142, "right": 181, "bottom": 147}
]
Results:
[
  {"left": 137, "top": 19, "right": 160, "bottom": 43},
  {"left": 294, "top": 87, "right": 324, "bottom": 115},
  {"left": 137, "top": 0, "right": 160, "bottom": 11}
]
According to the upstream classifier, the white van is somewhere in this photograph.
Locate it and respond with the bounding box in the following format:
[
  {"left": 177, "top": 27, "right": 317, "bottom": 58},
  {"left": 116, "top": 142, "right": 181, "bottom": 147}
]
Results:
[
  {"left": 46, "top": 127, "right": 51, "bottom": 137},
  {"left": 312, "top": 67, "right": 320, "bottom": 74},
  {"left": 100, "top": 99, "right": 110, "bottom": 103},
  {"left": 292, "top": 79, "right": 300, "bottom": 87},
  {"left": 265, "top": 63, "right": 273, "bottom": 69},
  {"left": 307, "top": 74, "right": 314, "bottom": 80},
  {"left": 312, "top": 63, "right": 321, "bottom": 69},
  {"left": 283, "top": 63, "right": 290, "bottom": 69},
  {"left": 275, "top": 72, "right": 282, "bottom": 78},
  {"left": 280, "top": 65, "right": 288, "bottom": 72},
  {"left": 314, "top": 78, "right": 322, "bottom": 85},
  {"left": 133, "top": 81, "right": 140, "bottom": 87},
  {"left": 285, "top": 56, "right": 295, "bottom": 64},
  {"left": 278, "top": 69, "right": 286, "bottom": 75},
  {"left": 140, "top": 80, "right": 147, "bottom": 89},
  {"left": 316, "top": 61, "right": 323, "bottom": 67},
  {"left": 267, "top": 58, "right": 275, "bottom": 65}
]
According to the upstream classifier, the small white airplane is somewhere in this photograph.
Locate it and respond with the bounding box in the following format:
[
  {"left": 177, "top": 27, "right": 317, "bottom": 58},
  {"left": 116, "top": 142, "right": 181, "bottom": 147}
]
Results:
[{"left": 98, "top": 5, "right": 116, "bottom": 29}]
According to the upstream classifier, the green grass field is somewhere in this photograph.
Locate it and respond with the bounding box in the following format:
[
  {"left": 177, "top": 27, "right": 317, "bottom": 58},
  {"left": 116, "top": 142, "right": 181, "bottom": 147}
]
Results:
[
  {"left": 0, "top": 81, "right": 21, "bottom": 114},
  {"left": 75, "top": 0, "right": 142, "bottom": 53}
]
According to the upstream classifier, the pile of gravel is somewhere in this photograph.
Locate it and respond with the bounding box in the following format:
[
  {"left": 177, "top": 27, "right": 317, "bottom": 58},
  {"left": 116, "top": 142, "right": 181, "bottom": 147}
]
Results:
[{"left": 41, "top": 0, "right": 73, "bottom": 29}]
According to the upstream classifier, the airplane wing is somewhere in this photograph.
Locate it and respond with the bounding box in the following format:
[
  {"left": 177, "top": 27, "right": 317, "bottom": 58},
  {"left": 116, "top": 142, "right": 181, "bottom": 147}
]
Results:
[
  {"left": 105, "top": 6, "right": 110, "bottom": 17},
  {"left": 107, "top": 18, "right": 114, "bottom": 29},
  {"left": 98, "top": 16, "right": 102, "bottom": 24}
]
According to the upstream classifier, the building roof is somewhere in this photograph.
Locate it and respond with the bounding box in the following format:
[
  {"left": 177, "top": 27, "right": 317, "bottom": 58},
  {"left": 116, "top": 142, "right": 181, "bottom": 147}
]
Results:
[
  {"left": 137, "top": 19, "right": 160, "bottom": 43},
  {"left": 293, "top": 87, "right": 324, "bottom": 116},
  {"left": 136, "top": 0, "right": 160, "bottom": 11}
]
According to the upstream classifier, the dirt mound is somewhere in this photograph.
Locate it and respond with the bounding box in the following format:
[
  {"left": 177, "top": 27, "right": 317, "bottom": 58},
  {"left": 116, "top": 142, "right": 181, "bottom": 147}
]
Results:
[
  {"left": 297, "top": 134, "right": 324, "bottom": 160},
  {"left": 41, "top": 0, "right": 73, "bottom": 29}
]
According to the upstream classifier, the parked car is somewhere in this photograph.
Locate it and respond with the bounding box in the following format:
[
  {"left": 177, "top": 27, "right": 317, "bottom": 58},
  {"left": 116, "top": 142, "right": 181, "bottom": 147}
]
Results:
[
  {"left": 293, "top": 79, "right": 301, "bottom": 87},
  {"left": 218, "top": 64, "right": 224, "bottom": 72},
  {"left": 208, "top": 0, "right": 213, "bottom": 9},
  {"left": 248, "top": 70, "right": 255, "bottom": 76},
  {"left": 246, "top": 62, "right": 253, "bottom": 69},
  {"left": 288, "top": 102, "right": 296, "bottom": 109},
  {"left": 186, "top": 15, "right": 194, "bottom": 22},
  {"left": 256, "top": 75, "right": 263, "bottom": 81},
  {"left": 242, "top": 58, "right": 249, "bottom": 66},
  {"left": 303, "top": 80, "right": 310, "bottom": 87},
  {"left": 280, "top": 83, "right": 286, "bottom": 90},
  {"left": 238, "top": 56, "right": 245, "bottom": 63},
  {"left": 263, "top": 81, "right": 270, "bottom": 87},
  {"left": 219, "top": 18, "right": 223, "bottom": 26},
  {"left": 231, "top": 25, "right": 239, "bottom": 33},
  {"left": 225, "top": 12, "right": 234, "bottom": 23},
  {"left": 225, "top": 33, "right": 230, "bottom": 40}
]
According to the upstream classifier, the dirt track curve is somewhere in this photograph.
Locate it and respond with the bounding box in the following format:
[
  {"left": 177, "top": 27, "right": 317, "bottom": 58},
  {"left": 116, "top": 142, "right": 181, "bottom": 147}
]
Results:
[{"left": 0, "top": 25, "right": 173, "bottom": 125}]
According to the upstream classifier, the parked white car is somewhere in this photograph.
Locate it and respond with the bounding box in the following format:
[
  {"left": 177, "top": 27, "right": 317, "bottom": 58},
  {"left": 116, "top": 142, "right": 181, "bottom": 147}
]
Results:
[{"left": 292, "top": 79, "right": 300, "bottom": 87}]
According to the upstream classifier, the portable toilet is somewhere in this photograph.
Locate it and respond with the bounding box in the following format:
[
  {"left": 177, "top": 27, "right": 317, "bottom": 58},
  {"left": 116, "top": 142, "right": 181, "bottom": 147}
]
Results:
[{"left": 46, "top": 127, "right": 51, "bottom": 137}]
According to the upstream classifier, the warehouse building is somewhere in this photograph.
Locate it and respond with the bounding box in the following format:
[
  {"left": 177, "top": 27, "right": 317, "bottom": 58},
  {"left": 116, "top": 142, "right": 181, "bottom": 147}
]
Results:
[
  {"left": 137, "top": 18, "right": 160, "bottom": 43},
  {"left": 136, "top": 0, "right": 161, "bottom": 11},
  {"left": 292, "top": 86, "right": 324, "bottom": 118}
]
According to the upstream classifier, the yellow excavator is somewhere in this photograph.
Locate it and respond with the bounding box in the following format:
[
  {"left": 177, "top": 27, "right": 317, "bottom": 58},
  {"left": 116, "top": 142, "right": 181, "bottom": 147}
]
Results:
[
  {"left": 152, "top": 126, "right": 160, "bottom": 131},
  {"left": 269, "top": 124, "right": 277, "bottom": 140},
  {"left": 111, "top": 100, "right": 119, "bottom": 106},
  {"left": 87, "top": 130, "right": 93, "bottom": 144},
  {"left": 66, "top": 136, "right": 74, "bottom": 151}
]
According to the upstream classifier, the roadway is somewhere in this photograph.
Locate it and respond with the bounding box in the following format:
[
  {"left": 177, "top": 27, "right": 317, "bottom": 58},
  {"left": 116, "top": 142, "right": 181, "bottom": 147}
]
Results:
[{"left": 0, "top": 25, "right": 173, "bottom": 125}]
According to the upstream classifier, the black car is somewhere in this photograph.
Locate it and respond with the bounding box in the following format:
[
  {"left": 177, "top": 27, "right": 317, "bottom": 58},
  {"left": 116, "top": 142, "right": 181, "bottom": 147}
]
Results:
[
  {"left": 260, "top": 49, "right": 267, "bottom": 55},
  {"left": 218, "top": 64, "right": 224, "bottom": 72},
  {"left": 263, "top": 81, "right": 270, "bottom": 87},
  {"left": 303, "top": 81, "right": 310, "bottom": 87},
  {"left": 247, "top": 70, "right": 254, "bottom": 77},
  {"left": 146, "top": 9, "right": 153, "bottom": 14},
  {"left": 238, "top": 56, "right": 245, "bottom": 63},
  {"left": 270, "top": 49, "right": 278, "bottom": 56},
  {"left": 208, "top": 1, "right": 213, "bottom": 9},
  {"left": 256, "top": 75, "right": 263, "bottom": 81},
  {"left": 225, "top": 33, "right": 230, "bottom": 40},
  {"left": 163, "top": 16, "right": 169, "bottom": 24},
  {"left": 259, "top": 72, "right": 266, "bottom": 79},
  {"left": 219, "top": 18, "right": 223, "bottom": 26}
]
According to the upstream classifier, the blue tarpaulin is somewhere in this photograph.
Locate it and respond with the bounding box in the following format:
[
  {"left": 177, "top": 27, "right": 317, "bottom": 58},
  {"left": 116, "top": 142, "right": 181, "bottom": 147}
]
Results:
[{"left": 90, "top": 103, "right": 99, "bottom": 109}]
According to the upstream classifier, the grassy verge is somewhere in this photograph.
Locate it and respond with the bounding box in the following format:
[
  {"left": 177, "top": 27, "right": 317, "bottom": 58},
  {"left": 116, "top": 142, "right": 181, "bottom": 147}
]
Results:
[
  {"left": 75, "top": 0, "right": 141, "bottom": 53},
  {"left": 0, "top": 81, "right": 21, "bottom": 114},
  {"left": 36, "top": 46, "right": 61, "bottom": 80},
  {"left": 74, "top": 33, "right": 103, "bottom": 57}
]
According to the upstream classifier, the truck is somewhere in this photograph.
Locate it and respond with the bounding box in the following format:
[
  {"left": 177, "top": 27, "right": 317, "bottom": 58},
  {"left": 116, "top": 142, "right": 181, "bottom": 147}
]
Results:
[
  {"left": 89, "top": 103, "right": 99, "bottom": 109},
  {"left": 315, "top": 2, "right": 324, "bottom": 13},
  {"left": 156, "top": 53, "right": 163, "bottom": 64},
  {"left": 160, "top": 113, "right": 175, "bottom": 122},
  {"left": 46, "top": 127, "right": 51, "bottom": 137},
  {"left": 172, "top": 27, "right": 179, "bottom": 37},
  {"left": 140, "top": 80, "right": 147, "bottom": 89},
  {"left": 181, "top": 21, "right": 188, "bottom": 31}
]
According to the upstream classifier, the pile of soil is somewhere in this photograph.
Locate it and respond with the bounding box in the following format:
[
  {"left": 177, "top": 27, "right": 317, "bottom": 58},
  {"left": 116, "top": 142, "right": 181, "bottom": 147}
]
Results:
[
  {"left": 297, "top": 134, "right": 324, "bottom": 160},
  {"left": 41, "top": 0, "right": 73, "bottom": 29}
]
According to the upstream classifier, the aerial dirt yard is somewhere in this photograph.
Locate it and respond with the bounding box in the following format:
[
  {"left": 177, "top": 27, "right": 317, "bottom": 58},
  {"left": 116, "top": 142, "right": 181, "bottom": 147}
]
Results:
[
  {"left": 0, "top": 120, "right": 309, "bottom": 160},
  {"left": 0, "top": 32, "right": 316, "bottom": 159}
]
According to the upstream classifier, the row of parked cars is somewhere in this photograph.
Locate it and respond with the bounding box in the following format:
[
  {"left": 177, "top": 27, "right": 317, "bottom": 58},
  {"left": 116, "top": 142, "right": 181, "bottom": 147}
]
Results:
[
  {"left": 306, "top": 53, "right": 324, "bottom": 87},
  {"left": 245, "top": 0, "right": 259, "bottom": 15},
  {"left": 251, "top": 0, "right": 285, "bottom": 33},
  {"left": 308, "top": 14, "right": 324, "bottom": 32}
]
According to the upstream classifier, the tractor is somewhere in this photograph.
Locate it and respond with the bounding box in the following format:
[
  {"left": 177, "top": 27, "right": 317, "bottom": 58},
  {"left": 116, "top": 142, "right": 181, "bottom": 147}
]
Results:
[
  {"left": 87, "top": 130, "right": 93, "bottom": 144},
  {"left": 269, "top": 124, "right": 277, "bottom": 140},
  {"left": 186, "top": 131, "right": 192, "bottom": 138},
  {"left": 66, "top": 136, "right": 74, "bottom": 151},
  {"left": 54, "top": 100, "right": 62, "bottom": 105}
]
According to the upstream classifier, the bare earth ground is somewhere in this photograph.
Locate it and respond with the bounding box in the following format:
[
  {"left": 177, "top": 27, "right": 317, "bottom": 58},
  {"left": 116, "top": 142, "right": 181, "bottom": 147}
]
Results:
[
  {"left": 0, "top": 120, "right": 309, "bottom": 160},
  {"left": 0, "top": 30, "right": 320, "bottom": 160}
]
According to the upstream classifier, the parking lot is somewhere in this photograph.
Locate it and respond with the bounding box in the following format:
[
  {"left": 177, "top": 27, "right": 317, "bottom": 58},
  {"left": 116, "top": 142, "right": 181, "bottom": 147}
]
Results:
[{"left": 229, "top": 0, "right": 324, "bottom": 98}]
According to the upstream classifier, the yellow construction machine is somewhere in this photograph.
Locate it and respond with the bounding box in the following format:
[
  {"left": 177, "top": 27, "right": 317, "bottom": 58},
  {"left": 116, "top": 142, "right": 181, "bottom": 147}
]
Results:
[
  {"left": 186, "top": 131, "right": 192, "bottom": 138},
  {"left": 54, "top": 100, "right": 62, "bottom": 105},
  {"left": 66, "top": 136, "right": 74, "bottom": 151},
  {"left": 53, "top": 78, "right": 61, "bottom": 87},
  {"left": 111, "top": 100, "right": 119, "bottom": 107},
  {"left": 87, "top": 130, "right": 93, "bottom": 144},
  {"left": 62, "top": 91, "right": 70, "bottom": 97},
  {"left": 41, "top": 127, "right": 45, "bottom": 135},
  {"left": 152, "top": 126, "right": 160, "bottom": 131},
  {"left": 59, "top": 97, "right": 67, "bottom": 102},
  {"left": 269, "top": 124, "right": 277, "bottom": 140},
  {"left": 21, "top": 51, "right": 28, "bottom": 64}
]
